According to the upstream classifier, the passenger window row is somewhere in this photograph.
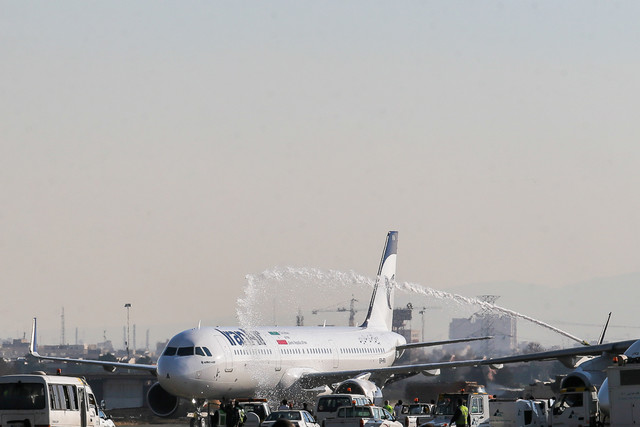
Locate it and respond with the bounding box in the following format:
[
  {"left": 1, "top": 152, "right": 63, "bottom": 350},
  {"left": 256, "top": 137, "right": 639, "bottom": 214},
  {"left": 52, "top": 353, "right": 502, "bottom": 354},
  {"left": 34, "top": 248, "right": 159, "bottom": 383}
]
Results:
[
  {"left": 234, "top": 349, "right": 273, "bottom": 355},
  {"left": 340, "top": 347, "right": 383, "bottom": 354},
  {"left": 163, "top": 346, "right": 212, "bottom": 356},
  {"left": 282, "top": 347, "right": 331, "bottom": 355}
]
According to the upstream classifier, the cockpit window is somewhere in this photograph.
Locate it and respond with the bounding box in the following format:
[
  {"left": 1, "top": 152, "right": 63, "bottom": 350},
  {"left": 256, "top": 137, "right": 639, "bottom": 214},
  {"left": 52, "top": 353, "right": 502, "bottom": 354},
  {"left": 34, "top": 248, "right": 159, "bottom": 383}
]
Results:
[
  {"left": 163, "top": 347, "right": 177, "bottom": 356},
  {"left": 166, "top": 346, "right": 211, "bottom": 357},
  {"left": 177, "top": 347, "right": 195, "bottom": 356}
]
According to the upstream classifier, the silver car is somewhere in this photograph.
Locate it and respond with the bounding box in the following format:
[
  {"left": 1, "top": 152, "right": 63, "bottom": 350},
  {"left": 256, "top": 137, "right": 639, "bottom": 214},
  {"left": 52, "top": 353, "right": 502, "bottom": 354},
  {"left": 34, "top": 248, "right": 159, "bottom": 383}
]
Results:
[{"left": 261, "top": 410, "right": 320, "bottom": 427}]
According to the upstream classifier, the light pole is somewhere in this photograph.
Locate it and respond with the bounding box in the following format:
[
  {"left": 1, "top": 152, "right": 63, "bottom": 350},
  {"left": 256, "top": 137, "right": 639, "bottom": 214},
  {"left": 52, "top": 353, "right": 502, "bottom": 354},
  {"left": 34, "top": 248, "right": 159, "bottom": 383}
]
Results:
[{"left": 124, "top": 303, "right": 132, "bottom": 357}]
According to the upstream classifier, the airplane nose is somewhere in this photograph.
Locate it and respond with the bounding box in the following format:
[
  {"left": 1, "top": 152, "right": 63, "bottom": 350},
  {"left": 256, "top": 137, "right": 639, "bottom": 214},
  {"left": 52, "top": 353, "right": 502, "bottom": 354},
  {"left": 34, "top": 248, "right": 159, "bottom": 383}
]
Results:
[
  {"left": 157, "top": 356, "right": 171, "bottom": 378},
  {"left": 157, "top": 355, "right": 194, "bottom": 395}
]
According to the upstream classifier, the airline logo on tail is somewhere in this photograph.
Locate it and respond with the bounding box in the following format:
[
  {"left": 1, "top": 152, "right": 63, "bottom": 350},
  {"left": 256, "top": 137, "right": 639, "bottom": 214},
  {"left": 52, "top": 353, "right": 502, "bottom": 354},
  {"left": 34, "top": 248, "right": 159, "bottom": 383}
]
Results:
[{"left": 385, "top": 276, "right": 394, "bottom": 309}]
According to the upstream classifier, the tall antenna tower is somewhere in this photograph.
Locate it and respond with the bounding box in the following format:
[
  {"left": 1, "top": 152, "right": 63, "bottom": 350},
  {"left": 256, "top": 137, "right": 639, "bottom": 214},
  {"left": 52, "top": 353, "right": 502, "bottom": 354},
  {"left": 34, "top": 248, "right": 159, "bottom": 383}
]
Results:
[
  {"left": 477, "top": 295, "right": 500, "bottom": 356},
  {"left": 60, "top": 307, "right": 65, "bottom": 346},
  {"left": 146, "top": 329, "right": 150, "bottom": 351},
  {"left": 124, "top": 303, "right": 131, "bottom": 357}
]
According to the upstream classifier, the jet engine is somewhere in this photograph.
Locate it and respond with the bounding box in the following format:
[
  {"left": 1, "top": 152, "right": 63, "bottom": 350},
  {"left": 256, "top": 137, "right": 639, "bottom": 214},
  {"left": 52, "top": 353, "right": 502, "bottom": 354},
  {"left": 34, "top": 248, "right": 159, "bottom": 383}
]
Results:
[
  {"left": 147, "top": 382, "right": 180, "bottom": 417},
  {"left": 334, "top": 379, "right": 383, "bottom": 405}
]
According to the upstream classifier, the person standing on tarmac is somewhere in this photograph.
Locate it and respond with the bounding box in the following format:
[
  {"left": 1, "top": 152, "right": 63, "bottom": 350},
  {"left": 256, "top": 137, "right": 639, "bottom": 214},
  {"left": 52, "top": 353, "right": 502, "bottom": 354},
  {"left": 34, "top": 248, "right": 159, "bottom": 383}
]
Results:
[
  {"left": 383, "top": 401, "right": 393, "bottom": 414},
  {"left": 226, "top": 401, "right": 245, "bottom": 427},
  {"left": 302, "top": 403, "right": 313, "bottom": 415},
  {"left": 393, "top": 400, "right": 403, "bottom": 417},
  {"left": 236, "top": 401, "right": 246, "bottom": 427},
  {"left": 449, "top": 399, "right": 470, "bottom": 427},
  {"left": 211, "top": 400, "right": 227, "bottom": 427}
]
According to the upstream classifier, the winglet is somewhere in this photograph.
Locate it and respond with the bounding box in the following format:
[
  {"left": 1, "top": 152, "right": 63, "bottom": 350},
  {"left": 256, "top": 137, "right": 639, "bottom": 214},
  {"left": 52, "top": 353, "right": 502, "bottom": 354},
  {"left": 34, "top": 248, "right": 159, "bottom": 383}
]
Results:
[
  {"left": 598, "top": 312, "right": 612, "bottom": 345},
  {"left": 30, "top": 317, "right": 39, "bottom": 356}
]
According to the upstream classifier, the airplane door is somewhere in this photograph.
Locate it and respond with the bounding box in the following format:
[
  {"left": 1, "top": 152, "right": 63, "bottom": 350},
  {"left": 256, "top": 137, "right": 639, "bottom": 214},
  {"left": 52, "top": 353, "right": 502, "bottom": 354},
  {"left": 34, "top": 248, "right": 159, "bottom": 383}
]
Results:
[
  {"left": 274, "top": 344, "right": 282, "bottom": 371},
  {"left": 329, "top": 340, "right": 339, "bottom": 368},
  {"left": 214, "top": 336, "right": 234, "bottom": 372}
]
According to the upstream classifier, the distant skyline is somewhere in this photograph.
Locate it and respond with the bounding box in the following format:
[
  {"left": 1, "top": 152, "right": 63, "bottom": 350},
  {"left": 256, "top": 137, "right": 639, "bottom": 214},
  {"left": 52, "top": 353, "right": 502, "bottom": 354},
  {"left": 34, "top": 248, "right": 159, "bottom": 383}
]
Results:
[
  {"left": 18, "top": 270, "right": 640, "bottom": 351},
  {"left": 2, "top": 2, "right": 639, "bottom": 346}
]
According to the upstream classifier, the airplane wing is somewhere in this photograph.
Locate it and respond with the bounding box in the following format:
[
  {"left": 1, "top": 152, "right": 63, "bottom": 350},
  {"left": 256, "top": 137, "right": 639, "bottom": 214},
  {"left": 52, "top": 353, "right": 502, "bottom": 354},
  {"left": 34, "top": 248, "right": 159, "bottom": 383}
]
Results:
[
  {"left": 396, "top": 336, "right": 492, "bottom": 351},
  {"left": 29, "top": 318, "right": 158, "bottom": 376},
  {"left": 299, "top": 357, "right": 489, "bottom": 388},
  {"left": 474, "top": 339, "right": 637, "bottom": 367},
  {"left": 299, "top": 338, "right": 638, "bottom": 389}
]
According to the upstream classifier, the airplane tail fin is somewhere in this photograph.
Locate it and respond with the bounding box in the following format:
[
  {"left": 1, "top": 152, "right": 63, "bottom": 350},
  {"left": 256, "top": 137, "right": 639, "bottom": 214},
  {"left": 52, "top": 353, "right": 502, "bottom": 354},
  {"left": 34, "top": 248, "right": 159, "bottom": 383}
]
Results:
[
  {"left": 30, "top": 317, "right": 39, "bottom": 356},
  {"left": 360, "top": 231, "right": 397, "bottom": 331}
]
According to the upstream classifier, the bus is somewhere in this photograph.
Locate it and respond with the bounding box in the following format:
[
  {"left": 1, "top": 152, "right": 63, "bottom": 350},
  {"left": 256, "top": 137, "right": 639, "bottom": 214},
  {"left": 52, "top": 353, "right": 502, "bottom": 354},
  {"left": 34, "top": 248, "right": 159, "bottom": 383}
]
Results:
[{"left": 0, "top": 372, "right": 101, "bottom": 427}]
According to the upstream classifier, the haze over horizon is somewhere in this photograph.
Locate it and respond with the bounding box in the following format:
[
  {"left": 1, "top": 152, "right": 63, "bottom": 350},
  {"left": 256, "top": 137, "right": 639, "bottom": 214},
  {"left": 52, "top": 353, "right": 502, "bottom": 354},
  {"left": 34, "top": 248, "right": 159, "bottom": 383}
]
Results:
[{"left": 2, "top": 2, "right": 639, "bottom": 348}]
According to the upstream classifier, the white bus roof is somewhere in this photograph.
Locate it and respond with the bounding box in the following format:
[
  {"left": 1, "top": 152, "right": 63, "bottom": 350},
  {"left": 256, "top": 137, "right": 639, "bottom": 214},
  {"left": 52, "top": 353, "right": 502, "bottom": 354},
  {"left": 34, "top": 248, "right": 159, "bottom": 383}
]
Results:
[{"left": 0, "top": 373, "right": 89, "bottom": 386}]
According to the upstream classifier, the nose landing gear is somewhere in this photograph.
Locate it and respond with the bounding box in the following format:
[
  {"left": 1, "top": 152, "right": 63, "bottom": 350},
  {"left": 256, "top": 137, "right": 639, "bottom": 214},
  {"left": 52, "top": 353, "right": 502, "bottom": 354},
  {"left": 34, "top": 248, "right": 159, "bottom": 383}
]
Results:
[{"left": 189, "top": 398, "right": 209, "bottom": 427}]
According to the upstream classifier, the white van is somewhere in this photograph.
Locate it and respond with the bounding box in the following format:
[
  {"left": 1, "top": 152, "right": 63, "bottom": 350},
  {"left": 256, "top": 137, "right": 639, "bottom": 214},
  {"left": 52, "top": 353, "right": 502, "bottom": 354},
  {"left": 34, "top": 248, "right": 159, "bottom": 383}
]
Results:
[
  {"left": 315, "top": 394, "right": 372, "bottom": 425},
  {"left": 0, "top": 373, "right": 101, "bottom": 427}
]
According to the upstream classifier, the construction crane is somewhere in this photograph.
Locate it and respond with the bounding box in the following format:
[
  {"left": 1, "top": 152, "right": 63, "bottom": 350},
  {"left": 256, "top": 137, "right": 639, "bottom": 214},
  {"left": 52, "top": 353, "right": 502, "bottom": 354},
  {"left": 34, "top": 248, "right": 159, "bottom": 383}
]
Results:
[
  {"left": 312, "top": 296, "right": 363, "bottom": 327},
  {"left": 417, "top": 305, "right": 443, "bottom": 342}
]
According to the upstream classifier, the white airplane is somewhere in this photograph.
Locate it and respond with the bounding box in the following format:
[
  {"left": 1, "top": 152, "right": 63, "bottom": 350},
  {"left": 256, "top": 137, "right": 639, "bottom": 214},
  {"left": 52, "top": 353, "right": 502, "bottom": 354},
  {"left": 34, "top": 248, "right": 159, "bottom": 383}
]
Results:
[{"left": 29, "top": 231, "right": 492, "bottom": 421}]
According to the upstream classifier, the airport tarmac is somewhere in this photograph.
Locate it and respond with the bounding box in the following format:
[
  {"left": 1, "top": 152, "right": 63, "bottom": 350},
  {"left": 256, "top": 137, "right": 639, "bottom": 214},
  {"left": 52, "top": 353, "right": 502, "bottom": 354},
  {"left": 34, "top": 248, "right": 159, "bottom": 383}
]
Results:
[{"left": 122, "top": 425, "right": 186, "bottom": 427}]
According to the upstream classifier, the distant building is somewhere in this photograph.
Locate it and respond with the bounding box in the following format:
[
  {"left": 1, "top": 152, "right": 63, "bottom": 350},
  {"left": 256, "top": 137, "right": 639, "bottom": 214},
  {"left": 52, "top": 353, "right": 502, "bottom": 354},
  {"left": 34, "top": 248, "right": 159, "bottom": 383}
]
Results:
[
  {"left": 156, "top": 339, "right": 169, "bottom": 357},
  {"left": 0, "top": 339, "right": 29, "bottom": 360},
  {"left": 97, "top": 340, "right": 114, "bottom": 354},
  {"left": 448, "top": 313, "right": 517, "bottom": 356},
  {"left": 393, "top": 307, "right": 419, "bottom": 343}
]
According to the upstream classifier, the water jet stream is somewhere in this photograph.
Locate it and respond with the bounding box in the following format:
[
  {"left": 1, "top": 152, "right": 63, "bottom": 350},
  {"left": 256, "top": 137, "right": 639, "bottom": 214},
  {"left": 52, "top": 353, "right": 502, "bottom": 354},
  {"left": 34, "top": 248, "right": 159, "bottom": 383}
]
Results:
[
  {"left": 397, "top": 281, "right": 589, "bottom": 346},
  {"left": 238, "top": 267, "right": 588, "bottom": 346}
]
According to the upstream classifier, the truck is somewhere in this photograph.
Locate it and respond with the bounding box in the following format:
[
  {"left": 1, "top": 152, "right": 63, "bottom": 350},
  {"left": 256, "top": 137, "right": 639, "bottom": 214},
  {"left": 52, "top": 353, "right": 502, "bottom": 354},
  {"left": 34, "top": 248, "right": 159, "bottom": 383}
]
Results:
[
  {"left": 548, "top": 354, "right": 640, "bottom": 426},
  {"left": 606, "top": 358, "right": 640, "bottom": 426},
  {"left": 323, "top": 405, "right": 402, "bottom": 427},
  {"left": 316, "top": 393, "right": 372, "bottom": 425},
  {"left": 489, "top": 398, "right": 551, "bottom": 427},
  {"left": 420, "top": 389, "right": 490, "bottom": 427},
  {"left": 550, "top": 386, "right": 599, "bottom": 426},
  {"left": 397, "top": 401, "right": 434, "bottom": 427}
]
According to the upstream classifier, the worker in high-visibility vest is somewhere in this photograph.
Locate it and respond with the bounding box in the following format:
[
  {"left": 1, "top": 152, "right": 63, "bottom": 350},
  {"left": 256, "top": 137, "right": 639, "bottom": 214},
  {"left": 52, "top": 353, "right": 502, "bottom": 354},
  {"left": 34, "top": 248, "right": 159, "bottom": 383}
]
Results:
[{"left": 449, "top": 399, "right": 470, "bottom": 427}]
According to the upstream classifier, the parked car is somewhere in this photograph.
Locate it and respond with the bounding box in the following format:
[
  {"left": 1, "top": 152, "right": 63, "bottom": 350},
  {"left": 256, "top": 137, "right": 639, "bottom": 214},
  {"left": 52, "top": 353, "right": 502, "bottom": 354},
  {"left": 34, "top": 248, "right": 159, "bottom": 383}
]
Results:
[
  {"left": 315, "top": 394, "right": 372, "bottom": 424},
  {"left": 262, "top": 410, "right": 320, "bottom": 427},
  {"left": 323, "top": 405, "right": 401, "bottom": 427},
  {"left": 237, "top": 400, "right": 272, "bottom": 422}
]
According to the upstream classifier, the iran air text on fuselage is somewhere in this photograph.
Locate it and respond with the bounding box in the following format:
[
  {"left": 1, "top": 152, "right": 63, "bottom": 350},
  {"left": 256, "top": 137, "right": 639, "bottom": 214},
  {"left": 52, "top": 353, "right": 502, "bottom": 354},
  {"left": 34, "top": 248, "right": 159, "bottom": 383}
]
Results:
[{"left": 216, "top": 328, "right": 267, "bottom": 346}]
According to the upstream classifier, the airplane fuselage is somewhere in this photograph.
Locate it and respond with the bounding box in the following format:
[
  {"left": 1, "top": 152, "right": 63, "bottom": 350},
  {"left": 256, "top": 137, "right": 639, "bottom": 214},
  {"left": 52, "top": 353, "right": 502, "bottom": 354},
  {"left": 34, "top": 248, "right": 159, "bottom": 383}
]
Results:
[{"left": 157, "top": 325, "right": 406, "bottom": 399}]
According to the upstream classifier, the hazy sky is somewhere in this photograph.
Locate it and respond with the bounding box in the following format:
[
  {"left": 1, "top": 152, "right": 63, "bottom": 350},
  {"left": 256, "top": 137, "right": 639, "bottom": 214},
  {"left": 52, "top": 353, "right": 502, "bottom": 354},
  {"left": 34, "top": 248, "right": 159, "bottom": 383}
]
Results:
[{"left": 2, "top": 1, "right": 639, "bottom": 347}]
